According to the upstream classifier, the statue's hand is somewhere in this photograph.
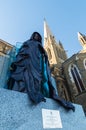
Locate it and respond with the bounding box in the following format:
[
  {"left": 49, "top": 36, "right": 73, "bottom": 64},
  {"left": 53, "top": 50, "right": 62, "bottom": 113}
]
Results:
[{"left": 52, "top": 94, "right": 75, "bottom": 112}]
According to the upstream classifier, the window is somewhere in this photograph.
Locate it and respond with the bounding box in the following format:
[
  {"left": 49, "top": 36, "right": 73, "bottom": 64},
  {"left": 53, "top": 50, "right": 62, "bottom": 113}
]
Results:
[
  {"left": 83, "top": 58, "right": 86, "bottom": 69},
  {"left": 69, "top": 64, "right": 85, "bottom": 93},
  {"left": 47, "top": 48, "right": 52, "bottom": 60}
]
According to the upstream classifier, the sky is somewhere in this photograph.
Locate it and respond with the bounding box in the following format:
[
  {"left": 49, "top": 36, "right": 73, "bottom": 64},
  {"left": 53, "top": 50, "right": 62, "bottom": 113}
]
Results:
[{"left": 0, "top": 0, "right": 86, "bottom": 57}]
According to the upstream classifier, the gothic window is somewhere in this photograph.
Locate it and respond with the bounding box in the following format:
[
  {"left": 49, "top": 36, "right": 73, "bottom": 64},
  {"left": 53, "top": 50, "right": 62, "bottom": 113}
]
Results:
[
  {"left": 83, "top": 58, "right": 86, "bottom": 69},
  {"left": 47, "top": 48, "right": 52, "bottom": 60},
  {"left": 70, "top": 64, "right": 85, "bottom": 93}
]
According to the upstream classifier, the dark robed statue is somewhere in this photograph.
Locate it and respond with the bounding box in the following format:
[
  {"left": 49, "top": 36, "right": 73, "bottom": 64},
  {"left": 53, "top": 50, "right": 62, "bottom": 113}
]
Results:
[{"left": 8, "top": 32, "right": 75, "bottom": 111}]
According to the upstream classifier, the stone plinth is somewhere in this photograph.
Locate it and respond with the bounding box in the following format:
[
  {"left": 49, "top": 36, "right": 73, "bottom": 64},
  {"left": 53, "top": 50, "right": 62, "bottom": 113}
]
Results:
[{"left": 0, "top": 88, "right": 86, "bottom": 130}]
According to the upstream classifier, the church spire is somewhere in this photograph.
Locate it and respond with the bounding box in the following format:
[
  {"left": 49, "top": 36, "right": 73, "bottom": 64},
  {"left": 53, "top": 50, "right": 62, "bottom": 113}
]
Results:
[
  {"left": 43, "top": 19, "right": 67, "bottom": 66},
  {"left": 44, "top": 19, "right": 54, "bottom": 45},
  {"left": 44, "top": 19, "right": 53, "bottom": 38},
  {"left": 78, "top": 32, "right": 86, "bottom": 49}
]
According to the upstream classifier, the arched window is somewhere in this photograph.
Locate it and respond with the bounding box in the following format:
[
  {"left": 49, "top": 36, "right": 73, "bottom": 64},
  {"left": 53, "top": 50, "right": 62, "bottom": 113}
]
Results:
[
  {"left": 69, "top": 64, "right": 85, "bottom": 93},
  {"left": 83, "top": 58, "right": 86, "bottom": 69},
  {"left": 47, "top": 48, "right": 52, "bottom": 60}
]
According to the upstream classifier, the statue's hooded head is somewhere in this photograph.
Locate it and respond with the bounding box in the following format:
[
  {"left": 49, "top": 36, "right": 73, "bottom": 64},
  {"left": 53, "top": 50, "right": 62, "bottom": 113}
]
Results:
[{"left": 30, "top": 32, "right": 42, "bottom": 43}]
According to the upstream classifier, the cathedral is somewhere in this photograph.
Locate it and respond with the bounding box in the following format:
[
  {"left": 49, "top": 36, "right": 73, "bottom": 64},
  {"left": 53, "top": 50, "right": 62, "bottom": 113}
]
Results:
[
  {"left": 44, "top": 20, "right": 86, "bottom": 113},
  {"left": 0, "top": 20, "right": 86, "bottom": 113}
]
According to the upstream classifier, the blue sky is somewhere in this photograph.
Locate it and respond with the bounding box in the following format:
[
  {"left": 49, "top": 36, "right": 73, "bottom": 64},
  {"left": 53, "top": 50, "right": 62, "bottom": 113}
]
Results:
[{"left": 0, "top": 0, "right": 86, "bottom": 57}]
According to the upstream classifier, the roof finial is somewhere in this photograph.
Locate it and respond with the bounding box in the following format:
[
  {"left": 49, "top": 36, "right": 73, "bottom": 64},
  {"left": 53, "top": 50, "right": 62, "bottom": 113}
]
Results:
[{"left": 78, "top": 32, "right": 86, "bottom": 49}]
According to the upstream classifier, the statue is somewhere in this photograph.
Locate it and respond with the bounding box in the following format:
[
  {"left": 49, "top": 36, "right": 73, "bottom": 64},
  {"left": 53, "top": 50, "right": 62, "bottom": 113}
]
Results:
[{"left": 8, "top": 32, "right": 75, "bottom": 111}]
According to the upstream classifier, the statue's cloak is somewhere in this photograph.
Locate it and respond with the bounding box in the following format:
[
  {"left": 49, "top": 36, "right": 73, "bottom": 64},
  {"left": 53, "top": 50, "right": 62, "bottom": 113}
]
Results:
[{"left": 8, "top": 40, "right": 55, "bottom": 103}]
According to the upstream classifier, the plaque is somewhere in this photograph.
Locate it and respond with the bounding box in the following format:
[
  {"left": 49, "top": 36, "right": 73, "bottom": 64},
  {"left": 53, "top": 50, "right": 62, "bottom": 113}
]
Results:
[{"left": 42, "top": 109, "right": 62, "bottom": 129}]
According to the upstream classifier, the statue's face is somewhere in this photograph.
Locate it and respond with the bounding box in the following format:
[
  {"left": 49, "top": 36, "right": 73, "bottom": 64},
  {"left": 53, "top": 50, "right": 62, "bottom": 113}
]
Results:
[
  {"left": 30, "top": 32, "right": 42, "bottom": 43},
  {"left": 34, "top": 33, "right": 39, "bottom": 41}
]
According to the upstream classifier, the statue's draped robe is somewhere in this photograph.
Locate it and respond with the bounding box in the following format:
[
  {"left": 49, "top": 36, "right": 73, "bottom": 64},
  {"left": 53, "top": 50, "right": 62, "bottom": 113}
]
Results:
[{"left": 8, "top": 40, "right": 75, "bottom": 111}]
